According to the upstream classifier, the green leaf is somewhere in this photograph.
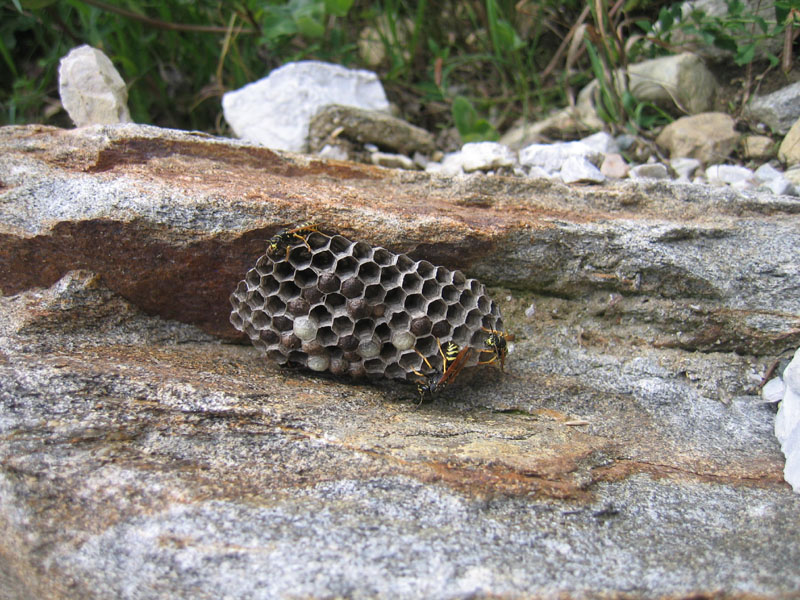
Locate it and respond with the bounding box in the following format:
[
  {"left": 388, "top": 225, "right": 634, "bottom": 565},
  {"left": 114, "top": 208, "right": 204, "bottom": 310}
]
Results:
[
  {"left": 452, "top": 95, "right": 478, "bottom": 136},
  {"left": 712, "top": 31, "right": 738, "bottom": 52},
  {"left": 494, "top": 19, "right": 525, "bottom": 52},
  {"left": 658, "top": 6, "right": 674, "bottom": 30},
  {"left": 635, "top": 19, "right": 653, "bottom": 33},
  {"left": 324, "top": 0, "right": 353, "bottom": 18},
  {"left": 734, "top": 42, "right": 756, "bottom": 65}
]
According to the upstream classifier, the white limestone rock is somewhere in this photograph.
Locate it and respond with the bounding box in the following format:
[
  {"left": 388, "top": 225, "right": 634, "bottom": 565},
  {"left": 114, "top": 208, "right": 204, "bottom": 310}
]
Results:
[
  {"left": 459, "top": 142, "right": 516, "bottom": 172},
  {"left": 58, "top": 45, "right": 131, "bottom": 127},
  {"left": 222, "top": 61, "right": 390, "bottom": 152},
  {"left": 754, "top": 163, "right": 796, "bottom": 196},
  {"left": 560, "top": 156, "right": 606, "bottom": 184},
  {"left": 705, "top": 164, "right": 755, "bottom": 189},
  {"left": 775, "top": 348, "right": 800, "bottom": 493},
  {"left": 519, "top": 141, "right": 603, "bottom": 175},
  {"left": 669, "top": 157, "right": 702, "bottom": 181}
]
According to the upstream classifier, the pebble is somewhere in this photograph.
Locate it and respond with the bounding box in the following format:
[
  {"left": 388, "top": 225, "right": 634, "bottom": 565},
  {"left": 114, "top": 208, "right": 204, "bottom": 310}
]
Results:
[
  {"left": 775, "top": 347, "right": 800, "bottom": 493},
  {"left": 706, "top": 164, "right": 755, "bottom": 187},
  {"left": 629, "top": 163, "right": 669, "bottom": 180},
  {"left": 600, "top": 153, "right": 629, "bottom": 179},
  {"left": 460, "top": 142, "right": 517, "bottom": 172},
  {"left": 371, "top": 151, "right": 416, "bottom": 170},
  {"left": 669, "top": 157, "right": 702, "bottom": 180},
  {"left": 560, "top": 155, "right": 606, "bottom": 184},
  {"left": 754, "top": 163, "right": 796, "bottom": 196}
]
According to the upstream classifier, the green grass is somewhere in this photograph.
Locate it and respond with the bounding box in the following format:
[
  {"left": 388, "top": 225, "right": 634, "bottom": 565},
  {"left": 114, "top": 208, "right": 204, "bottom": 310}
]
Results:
[{"left": 1, "top": 0, "right": 793, "bottom": 141}]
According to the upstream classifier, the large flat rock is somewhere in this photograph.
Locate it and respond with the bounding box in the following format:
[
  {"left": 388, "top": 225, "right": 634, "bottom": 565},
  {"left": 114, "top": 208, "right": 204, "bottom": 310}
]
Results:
[{"left": 1, "top": 124, "right": 799, "bottom": 598}]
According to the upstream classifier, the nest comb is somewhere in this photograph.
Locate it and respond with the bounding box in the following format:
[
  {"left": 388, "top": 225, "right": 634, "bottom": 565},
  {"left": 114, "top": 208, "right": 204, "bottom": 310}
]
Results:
[{"left": 230, "top": 228, "right": 503, "bottom": 381}]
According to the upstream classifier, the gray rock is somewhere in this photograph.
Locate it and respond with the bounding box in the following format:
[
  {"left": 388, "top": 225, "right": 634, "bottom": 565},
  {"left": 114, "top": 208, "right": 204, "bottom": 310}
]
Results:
[
  {"left": 746, "top": 82, "right": 800, "bottom": 134},
  {"left": 308, "top": 104, "right": 435, "bottom": 156},
  {"left": 656, "top": 112, "right": 739, "bottom": 164},
  {"left": 1, "top": 123, "right": 800, "bottom": 598},
  {"left": 560, "top": 155, "right": 606, "bottom": 184},
  {"left": 778, "top": 117, "right": 800, "bottom": 166},
  {"left": 371, "top": 151, "right": 417, "bottom": 170},
  {"left": 629, "top": 163, "right": 669, "bottom": 180},
  {"left": 222, "top": 61, "right": 389, "bottom": 152},
  {"left": 58, "top": 45, "right": 132, "bottom": 127},
  {"left": 580, "top": 131, "right": 619, "bottom": 154}
]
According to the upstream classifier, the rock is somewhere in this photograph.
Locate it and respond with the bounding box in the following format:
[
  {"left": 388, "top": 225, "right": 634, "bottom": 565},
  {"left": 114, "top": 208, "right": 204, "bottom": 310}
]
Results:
[
  {"left": 308, "top": 104, "right": 435, "bottom": 156},
  {"left": 560, "top": 155, "right": 606, "bottom": 184},
  {"left": 580, "top": 131, "right": 619, "bottom": 154},
  {"left": 499, "top": 108, "right": 591, "bottom": 150},
  {"left": 785, "top": 166, "right": 800, "bottom": 189},
  {"left": 1, "top": 123, "right": 800, "bottom": 597},
  {"left": 775, "top": 348, "right": 800, "bottom": 492},
  {"left": 222, "top": 61, "right": 390, "bottom": 152},
  {"left": 629, "top": 163, "right": 669, "bottom": 180},
  {"left": 317, "top": 143, "right": 349, "bottom": 161},
  {"left": 459, "top": 142, "right": 517, "bottom": 172},
  {"left": 754, "top": 163, "right": 796, "bottom": 196},
  {"left": 778, "top": 117, "right": 800, "bottom": 166},
  {"left": 519, "top": 141, "right": 603, "bottom": 174},
  {"left": 670, "top": 157, "right": 702, "bottom": 180},
  {"left": 371, "top": 151, "right": 417, "bottom": 170},
  {"left": 742, "top": 135, "right": 776, "bottom": 160},
  {"left": 577, "top": 53, "right": 717, "bottom": 128},
  {"left": 600, "top": 153, "right": 630, "bottom": 179},
  {"left": 58, "top": 44, "right": 132, "bottom": 127},
  {"left": 706, "top": 164, "right": 756, "bottom": 189},
  {"left": 746, "top": 82, "right": 800, "bottom": 135},
  {"left": 656, "top": 112, "right": 739, "bottom": 164}
]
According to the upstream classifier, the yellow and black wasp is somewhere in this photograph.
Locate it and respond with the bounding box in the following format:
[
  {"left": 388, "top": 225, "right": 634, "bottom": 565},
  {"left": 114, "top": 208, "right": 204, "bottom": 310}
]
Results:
[
  {"left": 412, "top": 339, "right": 472, "bottom": 405},
  {"left": 477, "top": 326, "right": 514, "bottom": 372},
  {"left": 266, "top": 223, "right": 329, "bottom": 260}
]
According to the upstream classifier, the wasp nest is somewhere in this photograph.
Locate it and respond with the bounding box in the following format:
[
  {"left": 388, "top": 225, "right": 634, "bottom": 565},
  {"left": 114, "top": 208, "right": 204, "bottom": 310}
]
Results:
[{"left": 230, "top": 229, "right": 503, "bottom": 382}]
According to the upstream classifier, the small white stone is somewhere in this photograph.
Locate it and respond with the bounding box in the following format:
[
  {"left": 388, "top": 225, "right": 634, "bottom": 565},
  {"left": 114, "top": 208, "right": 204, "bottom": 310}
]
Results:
[
  {"left": 754, "top": 163, "right": 796, "bottom": 196},
  {"left": 519, "top": 141, "right": 603, "bottom": 173},
  {"left": 629, "top": 163, "right": 669, "bottom": 180},
  {"left": 560, "top": 156, "right": 606, "bottom": 184},
  {"left": 371, "top": 152, "right": 416, "bottom": 170},
  {"left": 58, "top": 45, "right": 131, "bottom": 127},
  {"left": 307, "top": 354, "right": 330, "bottom": 372},
  {"left": 524, "top": 303, "right": 536, "bottom": 318},
  {"left": 459, "top": 142, "right": 516, "bottom": 172},
  {"left": 581, "top": 131, "right": 619, "bottom": 154},
  {"left": 762, "top": 377, "right": 785, "bottom": 403},
  {"left": 669, "top": 157, "right": 702, "bottom": 180},
  {"left": 391, "top": 331, "right": 415, "bottom": 351},
  {"left": 293, "top": 316, "right": 317, "bottom": 341},
  {"left": 318, "top": 144, "right": 349, "bottom": 161},
  {"left": 705, "top": 164, "right": 755, "bottom": 186}
]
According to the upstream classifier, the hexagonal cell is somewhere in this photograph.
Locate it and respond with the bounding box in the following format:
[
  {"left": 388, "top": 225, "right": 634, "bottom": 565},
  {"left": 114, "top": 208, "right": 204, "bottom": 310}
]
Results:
[
  {"left": 328, "top": 235, "right": 350, "bottom": 254},
  {"left": 331, "top": 251, "right": 357, "bottom": 275},
  {"left": 434, "top": 266, "right": 450, "bottom": 284},
  {"left": 332, "top": 315, "right": 355, "bottom": 337},
  {"left": 246, "top": 269, "right": 261, "bottom": 290},
  {"left": 265, "top": 295, "right": 285, "bottom": 316},
  {"left": 416, "top": 260, "right": 435, "bottom": 279},
  {"left": 459, "top": 289, "right": 476, "bottom": 309},
  {"left": 286, "top": 297, "right": 311, "bottom": 316},
  {"left": 238, "top": 303, "right": 252, "bottom": 320},
  {"left": 295, "top": 268, "right": 318, "bottom": 288},
  {"left": 465, "top": 308, "right": 483, "bottom": 329},
  {"left": 251, "top": 309, "right": 270, "bottom": 329},
  {"left": 374, "top": 322, "right": 391, "bottom": 341},
  {"left": 247, "top": 289, "right": 267, "bottom": 310},
  {"left": 267, "top": 349, "right": 288, "bottom": 363},
  {"left": 426, "top": 299, "right": 447, "bottom": 320},
  {"left": 272, "top": 315, "right": 293, "bottom": 332},
  {"left": 317, "top": 326, "right": 337, "bottom": 347},
  {"left": 287, "top": 246, "right": 313, "bottom": 268},
  {"left": 230, "top": 312, "right": 244, "bottom": 329},
  {"left": 384, "top": 287, "right": 406, "bottom": 307},
  {"left": 372, "top": 247, "right": 393, "bottom": 266},
  {"left": 278, "top": 281, "right": 301, "bottom": 301},
  {"left": 364, "top": 358, "right": 385, "bottom": 375},
  {"left": 380, "top": 265, "right": 401, "bottom": 287},
  {"left": 306, "top": 231, "right": 330, "bottom": 251},
  {"left": 477, "top": 295, "right": 490, "bottom": 313},
  {"left": 441, "top": 284, "right": 459, "bottom": 303},
  {"left": 309, "top": 304, "right": 333, "bottom": 326},
  {"left": 341, "top": 277, "right": 365, "bottom": 299},
  {"left": 384, "top": 364, "right": 405, "bottom": 381},
  {"left": 259, "top": 275, "right": 280, "bottom": 295},
  {"left": 353, "top": 319, "right": 375, "bottom": 339},
  {"left": 311, "top": 250, "right": 335, "bottom": 271},
  {"left": 281, "top": 332, "right": 301, "bottom": 350},
  {"left": 380, "top": 343, "right": 398, "bottom": 362},
  {"left": 364, "top": 284, "right": 386, "bottom": 304},
  {"left": 351, "top": 240, "right": 373, "bottom": 262},
  {"left": 357, "top": 261, "right": 380, "bottom": 284},
  {"left": 421, "top": 279, "right": 441, "bottom": 299},
  {"left": 302, "top": 286, "right": 324, "bottom": 304},
  {"left": 410, "top": 316, "right": 432, "bottom": 336},
  {"left": 404, "top": 293, "right": 425, "bottom": 313},
  {"left": 415, "top": 335, "right": 436, "bottom": 357},
  {"left": 398, "top": 351, "right": 420, "bottom": 371},
  {"left": 395, "top": 253, "right": 415, "bottom": 272},
  {"left": 401, "top": 272, "right": 423, "bottom": 294},
  {"left": 346, "top": 298, "right": 370, "bottom": 320},
  {"left": 431, "top": 319, "right": 451, "bottom": 338},
  {"left": 389, "top": 312, "right": 410, "bottom": 330},
  {"left": 452, "top": 271, "right": 466, "bottom": 287},
  {"left": 273, "top": 261, "right": 295, "bottom": 282},
  {"left": 317, "top": 272, "right": 341, "bottom": 294},
  {"left": 446, "top": 303, "right": 465, "bottom": 322}
]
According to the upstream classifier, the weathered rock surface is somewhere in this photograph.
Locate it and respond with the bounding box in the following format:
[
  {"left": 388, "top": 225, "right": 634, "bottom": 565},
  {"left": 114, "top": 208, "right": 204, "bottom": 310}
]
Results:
[
  {"left": 745, "top": 81, "right": 800, "bottom": 135},
  {"left": 779, "top": 117, "right": 800, "bottom": 166},
  {"left": 1, "top": 123, "right": 799, "bottom": 599}
]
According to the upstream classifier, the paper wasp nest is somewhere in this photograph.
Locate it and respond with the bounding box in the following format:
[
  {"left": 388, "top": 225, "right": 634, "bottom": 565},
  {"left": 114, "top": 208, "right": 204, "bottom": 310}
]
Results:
[{"left": 230, "top": 230, "right": 503, "bottom": 381}]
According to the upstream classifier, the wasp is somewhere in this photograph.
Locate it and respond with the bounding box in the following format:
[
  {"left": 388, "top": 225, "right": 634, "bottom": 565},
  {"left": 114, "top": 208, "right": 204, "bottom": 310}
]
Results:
[
  {"left": 266, "top": 223, "right": 329, "bottom": 260},
  {"left": 412, "top": 339, "right": 472, "bottom": 405},
  {"left": 477, "top": 326, "right": 514, "bottom": 372}
]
